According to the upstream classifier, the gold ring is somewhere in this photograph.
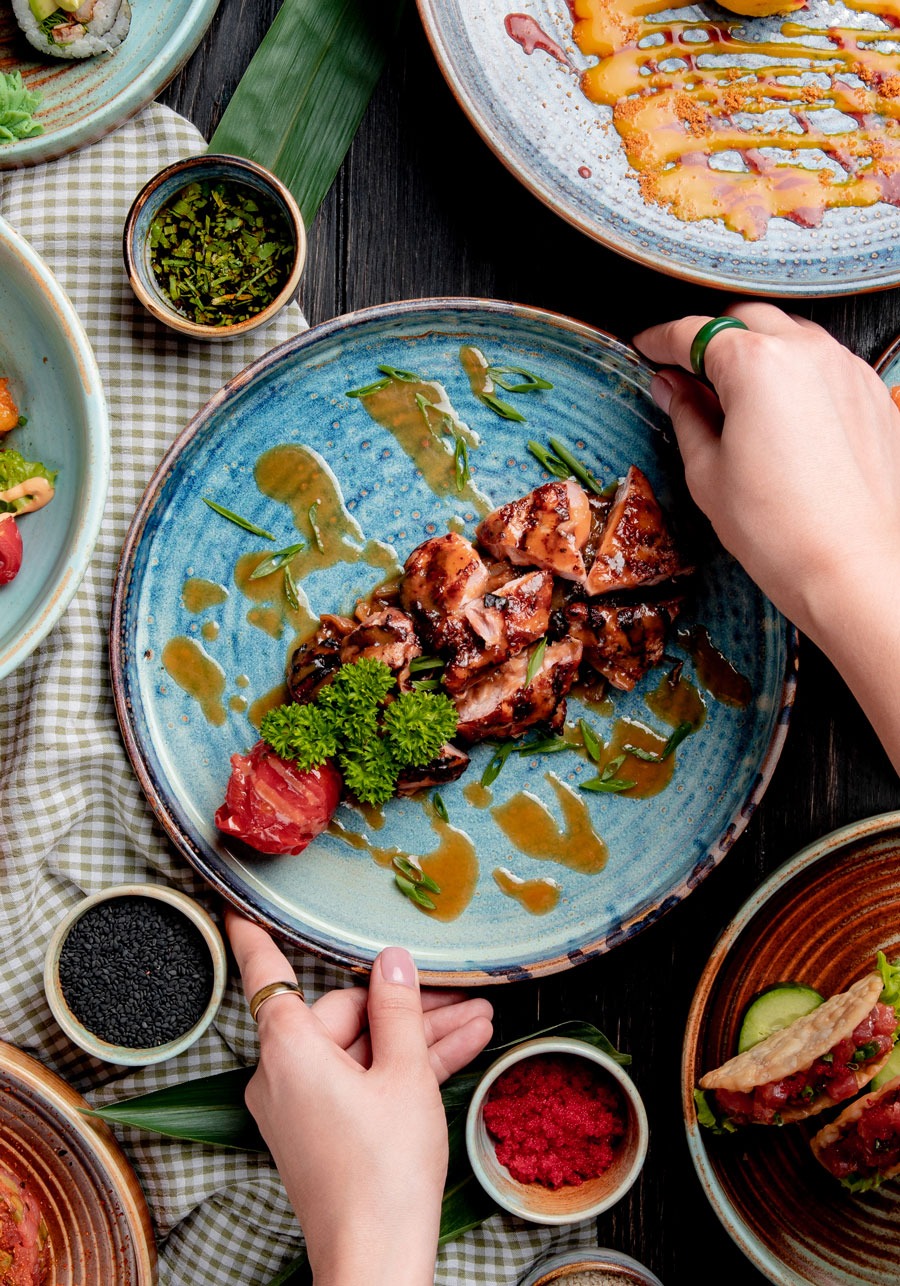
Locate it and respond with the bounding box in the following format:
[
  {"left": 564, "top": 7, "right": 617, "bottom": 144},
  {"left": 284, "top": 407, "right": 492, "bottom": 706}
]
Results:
[{"left": 249, "top": 980, "right": 305, "bottom": 1023}]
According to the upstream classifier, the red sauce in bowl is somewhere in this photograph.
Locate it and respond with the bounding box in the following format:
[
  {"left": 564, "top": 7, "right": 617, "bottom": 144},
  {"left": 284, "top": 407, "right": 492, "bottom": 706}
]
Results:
[{"left": 483, "top": 1054, "right": 626, "bottom": 1188}]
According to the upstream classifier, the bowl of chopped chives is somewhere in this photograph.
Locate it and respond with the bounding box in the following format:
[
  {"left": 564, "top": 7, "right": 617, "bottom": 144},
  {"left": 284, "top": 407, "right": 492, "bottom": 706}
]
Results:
[
  {"left": 43, "top": 883, "right": 227, "bottom": 1066},
  {"left": 123, "top": 154, "right": 306, "bottom": 340}
]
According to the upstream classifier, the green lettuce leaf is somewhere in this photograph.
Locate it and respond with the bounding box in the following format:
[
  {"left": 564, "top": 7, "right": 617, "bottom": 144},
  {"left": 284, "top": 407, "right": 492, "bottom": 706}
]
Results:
[
  {"left": 694, "top": 1088, "right": 738, "bottom": 1135},
  {"left": 840, "top": 1170, "right": 884, "bottom": 1194},
  {"left": 877, "top": 951, "right": 900, "bottom": 1016},
  {"left": 0, "top": 449, "right": 57, "bottom": 514}
]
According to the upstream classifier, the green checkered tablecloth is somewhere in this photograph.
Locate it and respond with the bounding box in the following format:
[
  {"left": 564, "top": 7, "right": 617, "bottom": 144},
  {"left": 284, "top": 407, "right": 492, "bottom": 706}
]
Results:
[{"left": 0, "top": 104, "right": 599, "bottom": 1284}]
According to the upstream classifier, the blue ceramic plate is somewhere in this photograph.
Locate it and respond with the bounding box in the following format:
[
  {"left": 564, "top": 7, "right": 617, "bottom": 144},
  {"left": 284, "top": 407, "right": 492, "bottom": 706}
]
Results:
[
  {"left": 0, "top": 216, "right": 109, "bottom": 681},
  {"left": 876, "top": 335, "right": 900, "bottom": 389},
  {"left": 417, "top": 0, "right": 900, "bottom": 297},
  {"left": 111, "top": 299, "right": 796, "bottom": 984},
  {"left": 0, "top": 0, "right": 220, "bottom": 167}
]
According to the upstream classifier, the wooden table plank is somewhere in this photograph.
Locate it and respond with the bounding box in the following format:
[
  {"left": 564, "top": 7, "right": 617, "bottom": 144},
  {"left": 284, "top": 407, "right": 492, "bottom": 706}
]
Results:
[{"left": 161, "top": 4, "right": 900, "bottom": 1280}]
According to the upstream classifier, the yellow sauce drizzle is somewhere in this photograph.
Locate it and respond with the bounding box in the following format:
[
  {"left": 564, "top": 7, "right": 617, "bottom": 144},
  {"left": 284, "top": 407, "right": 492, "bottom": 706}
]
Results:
[
  {"left": 353, "top": 371, "right": 491, "bottom": 516},
  {"left": 491, "top": 772, "right": 608, "bottom": 873},
  {"left": 182, "top": 578, "right": 228, "bottom": 613},
  {"left": 493, "top": 867, "right": 562, "bottom": 915},
  {"left": 161, "top": 637, "right": 227, "bottom": 726},
  {"left": 572, "top": 0, "right": 900, "bottom": 238}
]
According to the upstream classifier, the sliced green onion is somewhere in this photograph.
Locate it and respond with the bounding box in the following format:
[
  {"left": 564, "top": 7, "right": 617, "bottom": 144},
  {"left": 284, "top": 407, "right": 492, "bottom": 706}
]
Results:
[
  {"left": 346, "top": 377, "right": 391, "bottom": 398},
  {"left": 578, "top": 718, "right": 603, "bottom": 765},
  {"left": 454, "top": 437, "right": 470, "bottom": 491},
  {"left": 408, "top": 656, "right": 444, "bottom": 674},
  {"left": 516, "top": 735, "right": 568, "bottom": 755},
  {"left": 433, "top": 792, "right": 449, "bottom": 823},
  {"left": 547, "top": 437, "right": 604, "bottom": 496},
  {"left": 284, "top": 564, "right": 300, "bottom": 611},
  {"left": 524, "top": 637, "right": 547, "bottom": 688},
  {"left": 478, "top": 391, "right": 526, "bottom": 422},
  {"left": 308, "top": 502, "right": 325, "bottom": 553},
  {"left": 625, "top": 720, "right": 693, "bottom": 763},
  {"left": 203, "top": 498, "right": 275, "bottom": 540},
  {"left": 481, "top": 742, "right": 515, "bottom": 788},
  {"left": 377, "top": 365, "right": 420, "bottom": 382},
  {"left": 486, "top": 364, "right": 553, "bottom": 392},
  {"left": 580, "top": 776, "right": 637, "bottom": 793},
  {"left": 527, "top": 440, "right": 569, "bottom": 479},
  {"left": 395, "top": 874, "right": 436, "bottom": 911},
  {"left": 250, "top": 541, "right": 306, "bottom": 580}
]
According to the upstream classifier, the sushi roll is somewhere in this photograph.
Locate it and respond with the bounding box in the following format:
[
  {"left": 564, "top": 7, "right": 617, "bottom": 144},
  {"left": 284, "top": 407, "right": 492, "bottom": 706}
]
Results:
[{"left": 12, "top": 0, "right": 132, "bottom": 60}]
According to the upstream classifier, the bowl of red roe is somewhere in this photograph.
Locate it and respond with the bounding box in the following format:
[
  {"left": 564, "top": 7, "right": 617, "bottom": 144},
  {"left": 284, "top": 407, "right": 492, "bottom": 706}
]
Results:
[{"left": 466, "top": 1037, "right": 649, "bottom": 1224}]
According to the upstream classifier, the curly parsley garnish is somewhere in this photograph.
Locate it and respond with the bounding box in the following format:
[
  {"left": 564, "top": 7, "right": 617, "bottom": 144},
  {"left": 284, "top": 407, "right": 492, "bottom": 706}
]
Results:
[{"left": 260, "top": 657, "right": 458, "bottom": 805}]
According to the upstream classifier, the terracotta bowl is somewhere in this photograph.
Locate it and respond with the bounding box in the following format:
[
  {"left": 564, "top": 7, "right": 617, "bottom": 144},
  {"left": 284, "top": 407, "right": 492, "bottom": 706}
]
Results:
[
  {"left": 0, "top": 1040, "right": 156, "bottom": 1283},
  {"left": 683, "top": 810, "right": 900, "bottom": 1286},
  {"left": 44, "top": 883, "right": 227, "bottom": 1067},
  {"left": 466, "top": 1036, "right": 648, "bottom": 1224},
  {"left": 123, "top": 154, "right": 306, "bottom": 341}
]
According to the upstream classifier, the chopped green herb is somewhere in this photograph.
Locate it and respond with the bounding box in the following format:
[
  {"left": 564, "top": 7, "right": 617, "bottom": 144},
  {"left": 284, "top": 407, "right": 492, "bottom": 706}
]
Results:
[
  {"left": 408, "top": 656, "right": 444, "bottom": 674},
  {"left": 478, "top": 391, "right": 526, "bottom": 422},
  {"left": 260, "top": 658, "right": 458, "bottom": 805},
  {"left": 346, "top": 377, "right": 391, "bottom": 398},
  {"left": 524, "top": 637, "right": 547, "bottom": 688},
  {"left": 516, "top": 736, "right": 568, "bottom": 755},
  {"left": 578, "top": 718, "right": 603, "bottom": 765},
  {"left": 249, "top": 542, "right": 305, "bottom": 580},
  {"left": 202, "top": 498, "right": 275, "bottom": 540},
  {"left": 377, "top": 365, "right": 420, "bottom": 382},
  {"left": 308, "top": 502, "right": 325, "bottom": 553},
  {"left": 392, "top": 856, "right": 440, "bottom": 896},
  {"left": 486, "top": 364, "right": 553, "bottom": 393},
  {"left": 481, "top": 742, "right": 516, "bottom": 788},
  {"left": 800, "top": 1085, "right": 815, "bottom": 1100},
  {"left": 283, "top": 564, "right": 300, "bottom": 611},
  {"left": 625, "top": 720, "right": 693, "bottom": 763},
  {"left": 433, "top": 792, "right": 449, "bottom": 823},
  {"left": 16, "top": 415, "right": 28, "bottom": 428},
  {"left": 0, "top": 73, "right": 43, "bottom": 143},
  {"left": 526, "top": 440, "right": 570, "bottom": 479},
  {"left": 822, "top": 1053, "right": 834, "bottom": 1065},
  {"left": 853, "top": 1042, "right": 880, "bottom": 1063},
  {"left": 454, "top": 437, "right": 470, "bottom": 491},
  {"left": 547, "top": 438, "right": 604, "bottom": 496},
  {"left": 148, "top": 179, "right": 295, "bottom": 327}
]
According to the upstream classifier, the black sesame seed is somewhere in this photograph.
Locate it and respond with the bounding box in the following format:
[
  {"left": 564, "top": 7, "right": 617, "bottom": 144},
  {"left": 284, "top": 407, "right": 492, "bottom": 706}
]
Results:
[{"left": 58, "top": 896, "right": 214, "bottom": 1049}]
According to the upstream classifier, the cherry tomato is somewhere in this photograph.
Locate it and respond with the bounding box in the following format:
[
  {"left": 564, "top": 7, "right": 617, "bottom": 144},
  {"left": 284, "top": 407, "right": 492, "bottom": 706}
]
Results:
[
  {"left": 0, "top": 513, "right": 22, "bottom": 585},
  {"left": 215, "top": 739, "right": 342, "bottom": 855}
]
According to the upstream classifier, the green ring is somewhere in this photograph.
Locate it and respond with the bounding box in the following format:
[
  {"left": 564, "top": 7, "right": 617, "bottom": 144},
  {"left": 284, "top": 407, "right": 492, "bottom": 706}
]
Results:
[{"left": 690, "top": 317, "right": 749, "bottom": 384}]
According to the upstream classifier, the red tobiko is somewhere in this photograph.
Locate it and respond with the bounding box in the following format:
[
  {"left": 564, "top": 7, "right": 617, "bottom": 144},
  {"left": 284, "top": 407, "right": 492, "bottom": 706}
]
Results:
[
  {"left": 215, "top": 740, "right": 341, "bottom": 855},
  {"left": 483, "top": 1054, "right": 626, "bottom": 1189},
  {"left": 0, "top": 513, "right": 22, "bottom": 585}
]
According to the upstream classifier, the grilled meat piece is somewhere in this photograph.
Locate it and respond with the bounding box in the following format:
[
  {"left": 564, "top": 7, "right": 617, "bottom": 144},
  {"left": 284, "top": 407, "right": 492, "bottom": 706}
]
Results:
[
  {"left": 400, "top": 532, "right": 489, "bottom": 650},
  {"left": 396, "top": 743, "right": 470, "bottom": 794},
  {"left": 287, "top": 614, "right": 355, "bottom": 704},
  {"left": 453, "top": 638, "right": 582, "bottom": 743},
  {"left": 585, "top": 466, "right": 693, "bottom": 595},
  {"left": 565, "top": 599, "right": 681, "bottom": 691},
  {"left": 443, "top": 570, "right": 553, "bottom": 694},
  {"left": 476, "top": 481, "right": 591, "bottom": 582},
  {"left": 339, "top": 607, "right": 421, "bottom": 682}
]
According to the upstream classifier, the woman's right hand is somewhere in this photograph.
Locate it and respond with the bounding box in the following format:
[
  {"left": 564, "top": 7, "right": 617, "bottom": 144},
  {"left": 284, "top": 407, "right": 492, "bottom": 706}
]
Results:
[{"left": 634, "top": 303, "right": 900, "bottom": 772}]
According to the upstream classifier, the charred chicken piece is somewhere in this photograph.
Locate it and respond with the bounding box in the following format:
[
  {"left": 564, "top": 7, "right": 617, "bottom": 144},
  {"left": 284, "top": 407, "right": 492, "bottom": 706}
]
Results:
[
  {"left": 453, "top": 638, "right": 582, "bottom": 743},
  {"left": 339, "top": 606, "right": 421, "bottom": 683},
  {"left": 396, "top": 743, "right": 471, "bottom": 794},
  {"left": 585, "top": 466, "right": 693, "bottom": 595},
  {"left": 443, "top": 570, "right": 553, "bottom": 694},
  {"left": 565, "top": 599, "right": 681, "bottom": 692},
  {"left": 287, "top": 614, "right": 355, "bottom": 704},
  {"left": 400, "top": 532, "right": 489, "bottom": 650},
  {"left": 476, "top": 481, "right": 591, "bottom": 583}
]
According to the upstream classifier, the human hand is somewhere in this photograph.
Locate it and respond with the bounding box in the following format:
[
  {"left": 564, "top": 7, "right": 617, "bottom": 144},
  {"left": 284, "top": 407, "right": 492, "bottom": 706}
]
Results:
[
  {"left": 634, "top": 303, "right": 900, "bottom": 638},
  {"left": 225, "top": 910, "right": 493, "bottom": 1286},
  {"left": 634, "top": 303, "right": 900, "bottom": 772}
]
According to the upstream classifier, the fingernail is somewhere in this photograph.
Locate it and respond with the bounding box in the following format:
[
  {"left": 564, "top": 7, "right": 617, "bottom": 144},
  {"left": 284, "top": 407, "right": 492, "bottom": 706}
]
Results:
[
  {"left": 650, "top": 371, "right": 676, "bottom": 414},
  {"left": 380, "top": 946, "right": 416, "bottom": 988}
]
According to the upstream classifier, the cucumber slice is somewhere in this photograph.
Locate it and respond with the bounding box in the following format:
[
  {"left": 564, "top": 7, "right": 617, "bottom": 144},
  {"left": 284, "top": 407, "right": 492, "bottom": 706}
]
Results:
[
  {"left": 737, "top": 983, "right": 825, "bottom": 1053},
  {"left": 871, "top": 1042, "right": 900, "bottom": 1091}
]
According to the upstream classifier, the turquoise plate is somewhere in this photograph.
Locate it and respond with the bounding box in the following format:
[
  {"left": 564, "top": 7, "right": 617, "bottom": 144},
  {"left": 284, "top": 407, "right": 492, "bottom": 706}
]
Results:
[
  {"left": 110, "top": 299, "right": 796, "bottom": 984},
  {"left": 0, "top": 0, "right": 220, "bottom": 168},
  {"left": 0, "top": 216, "right": 108, "bottom": 681}
]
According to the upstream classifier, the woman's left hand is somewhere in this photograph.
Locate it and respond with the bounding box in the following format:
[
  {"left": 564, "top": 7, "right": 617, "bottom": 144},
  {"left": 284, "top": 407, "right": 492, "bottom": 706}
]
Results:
[{"left": 226, "top": 910, "right": 494, "bottom": 1286}]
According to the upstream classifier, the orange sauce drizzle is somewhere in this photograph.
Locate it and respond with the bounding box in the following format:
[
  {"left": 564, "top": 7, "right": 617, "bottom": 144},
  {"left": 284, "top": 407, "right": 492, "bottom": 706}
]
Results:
[
  {"left": 491, "top": 772, "right": 609, "bottom": 873},
  {"left": 493, "top": 867, "right": 562, "bottom": 914},
  {"left": 676, "top": 624, "right": 752, "bottom": 707},
  {"left": 646, "top": 667, "right": 707, "bottom": 729},
  {"left": 182, "top": 578, "right": 228, "bottom": 613},
  {"left": 161, "top": 637, "right": 227, "bottom": 726},
  {"left": 571, "top": 0, "right": 900, "bottom": 237}
]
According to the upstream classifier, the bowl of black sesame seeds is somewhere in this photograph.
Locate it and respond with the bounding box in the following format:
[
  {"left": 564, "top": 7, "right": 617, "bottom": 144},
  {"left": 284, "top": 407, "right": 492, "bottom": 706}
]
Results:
[{"left": 43, "top": 884, "right": 227, "bottom": 1066}]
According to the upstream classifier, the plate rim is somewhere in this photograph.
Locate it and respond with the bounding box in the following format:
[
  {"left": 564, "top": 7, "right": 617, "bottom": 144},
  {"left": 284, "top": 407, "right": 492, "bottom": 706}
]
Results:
[
  {"left": 110, "top": 294, "right": 798, "bottom": 985},
  {"left": 0, "top": 215, "right": 110, "bottom": 682},
  {"left": 681, "top": 808, "right": 900, "bottom": 1286},
  {"left": 0, "top": 0, "right": 222, "bottom": 169},
  {"left": 415, "top": 0, "right": 900, "bottom": 299}
]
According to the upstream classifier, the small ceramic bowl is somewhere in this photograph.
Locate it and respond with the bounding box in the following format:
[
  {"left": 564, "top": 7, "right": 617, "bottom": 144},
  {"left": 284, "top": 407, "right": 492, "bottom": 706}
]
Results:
[
  {"left": 44, "top": 883, "right": 227, "bottom": 1066},
  {"left": 519, "top": 1248, "right": 664, "bottom": 1286},
  {"left": 466, "top": 1036, "right": 649, "bottom": 1225},
  {"left": 123, "top": 153, "right": 307, "bottom": 341}
]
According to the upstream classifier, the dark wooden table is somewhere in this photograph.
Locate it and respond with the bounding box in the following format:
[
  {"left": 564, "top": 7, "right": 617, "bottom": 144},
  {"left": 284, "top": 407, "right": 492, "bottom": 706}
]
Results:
[{"left": 163, "top": 5, "right": 900, "bottom": 1282}]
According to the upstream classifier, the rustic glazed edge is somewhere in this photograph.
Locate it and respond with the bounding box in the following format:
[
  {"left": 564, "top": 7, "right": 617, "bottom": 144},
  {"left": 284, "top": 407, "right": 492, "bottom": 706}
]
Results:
[{"left": 108, "top": 296, "right": 798, "bottom": 986}]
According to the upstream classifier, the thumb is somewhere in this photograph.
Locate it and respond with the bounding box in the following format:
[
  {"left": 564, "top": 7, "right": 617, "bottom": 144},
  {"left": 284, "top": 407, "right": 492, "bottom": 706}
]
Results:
[{"left": 368, "top": 946, "right": 429, "bottom": 1074}]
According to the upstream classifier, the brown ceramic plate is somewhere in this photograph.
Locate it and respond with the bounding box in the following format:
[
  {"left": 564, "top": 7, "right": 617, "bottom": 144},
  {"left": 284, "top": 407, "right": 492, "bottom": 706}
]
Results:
[
  {"left": 683, "top": 812, "right": 900, "bottom": 1286},
  {"left": 0, "top": 1041, "right": 156, "bottom": 1284}
]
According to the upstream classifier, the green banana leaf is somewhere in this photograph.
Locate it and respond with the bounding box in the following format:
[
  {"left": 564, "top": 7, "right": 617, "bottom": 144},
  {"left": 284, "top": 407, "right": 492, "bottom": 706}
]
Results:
[
  {"left": 209, "top": 0, "right": 407, "bottom": 228},
  {"left": 85, "top": 1066, "right": 262, "bottom": 1152}
]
